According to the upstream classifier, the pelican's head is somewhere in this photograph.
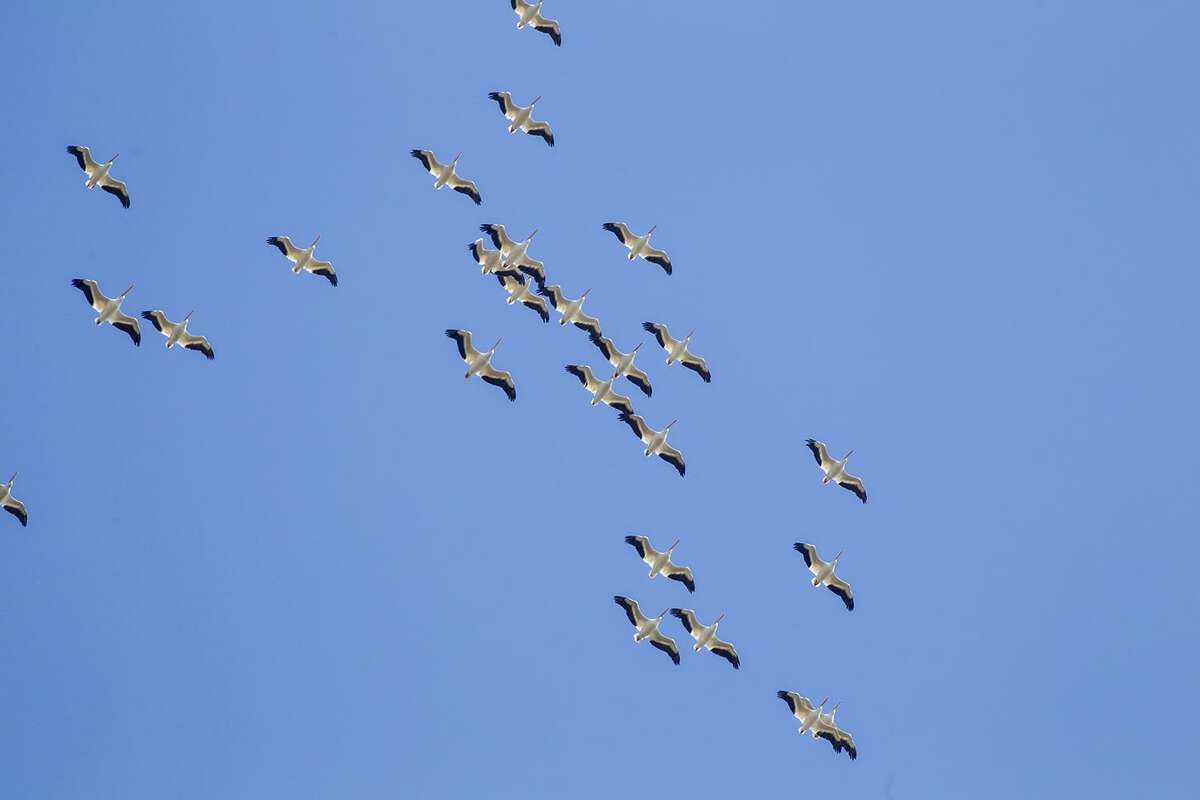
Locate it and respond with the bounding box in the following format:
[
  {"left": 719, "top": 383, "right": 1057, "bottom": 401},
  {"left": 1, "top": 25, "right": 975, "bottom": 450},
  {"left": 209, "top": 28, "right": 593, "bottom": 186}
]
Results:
[
  {"left": 828, "top": 702, "right": 841, "bottom": 714},
  {"left": 120, "top": 283, "right": 134, "bottom": 297},
  {"left": 491, "top": 337, "right": 503, "bottom": 352},
  {"left": 685, "top": 329, "right": 696, "bottom": 341},
  {"left": 6, "top": 472, "right": 15, "bottom": 486},
  {"left": 714, "top": 612, "right": 726, "bottom": 624},
  {"left": 453, "top": 151, "right": 462, "bottom": 164},
  {"left": 833, "top": 549, "right": 844, "bottom": 562},
  {"left": 656, "top": 608, "right": 669, "bottom": 619},
  {"left": 184, "top": 310, "right": 194, "bottom": 322},
  {"left": 648, "top": 224, "right": 657, "bottom": 235},
  {"left": 819, "top": 696, "right": 829, "bottom": 709},
  {"left": 531, "top": 95, "right": 542, "bottom": 106},
  {"left": 632, "top": 342, "right": 643, "bottom": 353},
  {"left": 311, "top": 234, "right": 321, "bottom": 248},
  {"left": 109, "top": 153, "right": 120, "bottom": 163},
  {"left": 527, "top": 228, "right": 539, "bottom": 241},
  {"left": 665, "top": 419, "right": 678, "bottom": 431},
  {"left": 668, "top": 538, "right": 679, "bottom": 552},
  {"left": 843, "top": 449, "right": 854, "bottom": 462},
  {"left": 581, "top": 287, "right": 592, "bottom": 299}
]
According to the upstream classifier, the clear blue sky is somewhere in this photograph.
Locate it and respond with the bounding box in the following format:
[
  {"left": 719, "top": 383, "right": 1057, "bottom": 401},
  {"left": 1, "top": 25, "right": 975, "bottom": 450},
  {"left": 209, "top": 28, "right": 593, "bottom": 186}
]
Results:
[{"left": 2, "top": 1, "right": 1197, "bottom": 797}]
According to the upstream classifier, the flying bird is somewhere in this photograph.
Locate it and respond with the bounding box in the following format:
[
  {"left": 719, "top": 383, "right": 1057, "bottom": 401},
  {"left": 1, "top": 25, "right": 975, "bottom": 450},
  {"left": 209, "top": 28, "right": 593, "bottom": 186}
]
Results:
[
  {"left": 602, "top": 223, "right": 672, "bottom": 275},
  {"left": 445, "top": 329, "right": 516, "bottom": 401},
  {"left": 793, "top": 543, "right": 854, "bottom": 611},
  {"left": 670, "top": 608, "right": 739, "bottom": 669},
  {"left": 0, "top": 473, "right": 27, "bottom": 527},
  {"left": 479, "top": 224, "right": 545, "bottom": 285},
  {"left": 497, "top": 275, "right": 550, "bottom": 322},
  {"left": 487, "top": 92, "right": 555, "bottom": 147},
  {"left": 588, "top": 333, "right": 652, "bottom": 397},
  {"left": 411, "top": 149, "right": 482, "bottom": 205},
  {"left": 616, "top": 412, "right": 685, "bottom": 477},
  {"left": 642, "top": 322, "right": 710, "bottom": 383},
  {"left": 624, "top": 535, "right": 694, "bottom": 592},
  {"left": 66, "top": 146, "right": 129, "bottom": 208},
  {"left": 70, "top": 279, "right": 141, "bottom": 346},
  {"left": 265, "top": 235, "right": 338, "bottom": 286},
  {"left": 511, "top": 0, "right": 561, "bottom": 46},
  {"left": 613, "top": 596, "right": 678, "bottom": 665},
  {"left": 805, "top": 439, "right": 867, "bottom": 503},
  {"left": 776, "top": 692, "right": 856, "bottom": 759},
  {"left": 539, "top": 285, "right": 601, "bottom": 336},
  {"left": 140, "top": 310, "right": 215, "bottom": 360},
  {"left": 564, "top": 365, "right": 634, "bottom": 415},
  {"left": 469, "top": 240, "right": 522, "bottom": 280}
]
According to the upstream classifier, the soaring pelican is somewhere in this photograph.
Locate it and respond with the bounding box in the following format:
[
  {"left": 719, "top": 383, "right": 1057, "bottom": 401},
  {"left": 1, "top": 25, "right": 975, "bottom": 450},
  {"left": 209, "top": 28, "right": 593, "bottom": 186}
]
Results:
[
  {"left": 445, "top": 329, "right": 516, "bottom": 401},
  {"left": 805, "top": 439, "right": 867, "bottom": 503},
  {"left": 487, "top": 92, "right": 555, "bottom": 147},
  {"left": 776, "top": 692, "right": 856, "bottom": 758},
  {"left": 140, "top": 310, "right": 215, "bottom": 360},
  {"left": 66, "top": 146, "right": 129, "bottom": 208},
  {"left": 642, "top": 322, "right": 710, "bottom": 383},
  {"left": 469, "top": 240, "right": 522, "bottom": 280},
  {"left": 613, "top": 596, "right": 678, "bottom": 665},
  {"left": 0, "top": 473, "right": 27, "bottom": 527},
  {"left": 793, "top": 543, "right": 854, "bottom": 611},
  {"left": 564, "top": 365, "right": 634, "bottom": 415},
  {"left": 616, "top": 412, "right": 685, "bottom": 477},
  {"left": 602, "top": 223, "right": 672, "bottom": 275},
  {"left": 814, "top": 704, "right": 858, "bottom": 760},
  {"left": 265, "top": 235, "right": 338, "bottom": 286},
  {"left": 624, "top": 535, "right": 694, "bottom": 593},
  {"left": 479, "top": 224, "right": 545, "bottom": 285},
  {"left": 511, "top": 0, "right": 561, "bottom": 46},
  {"left": 497, "top": 275, "right": 549, "bottom": 322},
  {"left": 588, "top": 333, "right": 652, "bottom": 397},
  {"left": 538, "top": 285, "right": 601, "bottom": 336},
  {"left": 410, "top": 150, "right": 482, "bottom": 205},
  {"left": 70, "top": 279, "right": 141, "bottom": 346},
  {"left": 777, "top": 692, "right": 829, "bottom": 737},
  {"left": 670, "top": 608, "right": 739, "bottom": 669}
]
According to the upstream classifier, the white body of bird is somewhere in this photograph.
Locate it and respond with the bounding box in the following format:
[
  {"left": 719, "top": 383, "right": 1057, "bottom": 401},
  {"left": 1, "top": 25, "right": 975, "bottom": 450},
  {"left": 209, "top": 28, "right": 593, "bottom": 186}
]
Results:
[
  {"left": 66, "top": 146, "right": 130, "bottom": 208},
  {"left": 0, "top": 473, "right": 28, "bottom": 527},
  {"left": 70, "top": 279, "right": 141, "bottom": 346},
  {"left": 265, "top": 235, "right": 338, "bottom": 286},
  {"left": 624, "top": 535, "right": 694, "bottom": 592},
  {"left": 805, "top": 439, "right": 867, "bottom": 503},
  {"left": 670, "top": 608, "right": 739, "bottom": 668},
  {"left": 613, "top": 595, "right": 679, "bottom": 664},
  {"left": 602, "top": 223, "right": 672, "bottom": 274}
]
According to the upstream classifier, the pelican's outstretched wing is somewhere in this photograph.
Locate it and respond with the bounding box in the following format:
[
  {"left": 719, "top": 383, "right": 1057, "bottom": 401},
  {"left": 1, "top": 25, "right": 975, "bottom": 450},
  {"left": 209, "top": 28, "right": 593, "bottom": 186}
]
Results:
[
  {"left": 838, "top": 473, "right": 867, "bottom": 504},
  {"left": 445, "top": 329, "right": 476, "bottom": 362},
  {"left": 410, "top": 149, "right": 443, "bottom": 175},
  {"left": 479, "top": 365, "right": 516, "bottom": 402},
  {"left": 71, "top": 278, "right": 108, "bottom": 312}
]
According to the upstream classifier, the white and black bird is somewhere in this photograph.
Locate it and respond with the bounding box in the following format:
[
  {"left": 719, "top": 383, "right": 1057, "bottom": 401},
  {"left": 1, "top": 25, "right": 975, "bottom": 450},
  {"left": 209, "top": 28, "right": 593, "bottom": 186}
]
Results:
[
  {"left": 776, "top": 692, "right": 856, "bottom": 759},
  {"left": 469, "top": 239, "right": 522, "bottom": 280},
  {"left": 613, "top": 595, "right": 679, "bottom": 665},
  {"left": 66, "top": 146, "right": 129, "bottom": 208},
  {"left": 805, "top": 439, "right": 867, "bottom": 504},
  {"left": 410, "top": 149, "right": 482, "bottom": 205},
  {"left": 0, "top": 473, "right": 27, "bottom": 528},
  {"left": 670, "top": 608, "right": 740, "bottom": 669},
  {"left": 265, "top": 235, "right": 338, "bottom": 286},
  {"left": 616, "top": 412, "right": 685, "bottom": 477},
  {"left": 588, "top": 333, "right": 652, "bottom": 397},
  {"left": 140, "top": 310, "right": 215, "bottom": 360},
  {"left": 511, "top": 0, "right": 561, "bottom": 46},
  {"left": 793, "top": 543, "right": 854, "bottom": 611},
  {"left": 479, "top": 224, "right": 545, "bottom": 285},
  {"left": 487, "top": 92, "right": 554, "bottom": 147},
  {"left": 624, "top": 535, "right": 694, "bottom": 593},
  {"left": 642, "top": 322, "right": 710, "bottom": 383},
  {"left": 445, "top": 329, "right": 516, "bottom": 401},
  {"left": 564, "top": 365, "right": 634, "bottom": 415},
  {"left": 602, "top": 223, "right": 672, "bottom": 275},
  {"left": 539, "top": 285, "right": 601, "bottom": 336},
  {"left": 497, "top": 275, "right": 550, "bottom": 322},
  {"left": 70, "top": 279, "right": 141, "bottom": 346}
]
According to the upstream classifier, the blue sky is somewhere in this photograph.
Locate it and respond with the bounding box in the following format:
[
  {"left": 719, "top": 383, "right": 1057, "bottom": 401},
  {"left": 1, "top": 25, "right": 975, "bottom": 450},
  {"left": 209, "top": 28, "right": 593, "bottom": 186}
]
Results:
[{"left": 2, "top": 0, "right": 1198, "bottom": 796}]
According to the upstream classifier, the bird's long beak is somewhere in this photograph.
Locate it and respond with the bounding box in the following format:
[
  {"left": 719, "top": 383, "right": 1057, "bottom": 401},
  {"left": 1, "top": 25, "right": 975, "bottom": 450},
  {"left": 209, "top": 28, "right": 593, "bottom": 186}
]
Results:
[
  {"left": 830, "top": 702, "right": 841, "bottom": 713},
  {"left": 715, "top": 613, "right": 726, "bottom": 623},
  {"left": 648, "top": 224, "right": 657, "bottom": 234},
  {"left": 529, "top": 228, "right": 539, "bottom": 239},
  {"left": 658, "top": 608, "right": 669, "bottom": 618},
  {"left": 110, "top": 153, "right": 120, "bottom": 162},
  {"left": 312, "top": 234, "right": 321, "bottom": 247},
  {"left": 185, "top": 310, "right": 194, "bottom": 321},
  {"left": 7, "top": 472, "right": 15, "bottom": 485},
  {"left": 834, "top": 549, "right": 844, "bottom": 562},
  {"left": 582, "top": 288, "right": 592, "bottom": 298},
  {"left": 532, "top": 95, "right": 542, "bottom": 105},
  {"left": 453, "top": 151, "right": 462, "bottom": 162},
  {"left": 669, "top": 538, "right": 679, "bottom": 550},
  {"left": 820, "top": 697, "right": 829, "bottom": 707},
  {"left": 121, "top": 283, "right": 134, "bottom": 296},
  {"left": 633, "top": 342, "right": 643, "bottom": 352},
  {"left": 844, "top": 449, "right": 854, "bottom": 460},
  {"left": 666, "top": 419, "right": 678, "bottom": 429},
  {"left": 492, "top": 337, "right": 503, "bottom": 351},
  {"left": 686, "top": 329, "right": 695, "bottom": 340}
]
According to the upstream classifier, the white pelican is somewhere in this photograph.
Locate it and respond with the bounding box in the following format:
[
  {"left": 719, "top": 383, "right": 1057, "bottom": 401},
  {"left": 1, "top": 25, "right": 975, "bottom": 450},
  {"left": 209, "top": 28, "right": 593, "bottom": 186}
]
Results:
[
  {"left": 469, "top": 239, "right": 522, "bottom": 280},
  {"left": 479, "top": 224, "right": 545, "bottom": 285},
  {"left": 410, "top": 149, "right": 482, "bottom": 205},
  {"left": 624, "top": 535, "right": 694, "bottom": 593},
  {"left": 642, "top": 322, "right": 710, "bottom": 383},
  {"left": 564, "top": 365, "right": 634, "bottom": 415},
  {"left": 140, "top": 310, "right": 215, "bottom": 360},
  {"left": 669, "top": 608, "right": 739, "bottom": 669},
  {"left": 70, "top": 279, "right": 141, "bottom": 346},
  {"left": 265, "top": 235, "right": 338, "bottom": 286},
  {"left": 776, "top": 692, "right": 856, "bottom": 758},
  {"left": 777, "top": 692, "right": 829, "bottom": 737},
  {"left": 66, "top": 146, "right": 129, "bottom": 208},
  {"left": 497, "top": 275, "right": 549, "bottom": 322},
  {"left": 487, "top": 92, "right": 555, "bottom": 147},
  {"left": 805, "top": 439, "right": 867, "bottom": 503},
  {"left": 793, "top": 543, "right": 854, "bottom": 611},
  {"left": 511, "top": 0, "right": 561, "bottom": 46},
  {"left": 616, "top": 412, "right": 685, "bottom": 477},
  {"left": 0, "top": 473, "right": 27, "bottom": 527},
  {"left": 602, "top": 223, "right": 672, "bottom": 275},
  {"left": 588, "top": 333, "right": 652, "bottom": 397},
  {"left": 613, "top": 596, "right": 678, "bottom": 665},
  {"left": 445, "top": 329, "right": 516, "bottom": 401},
  {"left": 538, "top": 284, "right": 601, "bottom": 336},
  {"left": 815, "top": 704, "right": 858, "bottom": 760}
]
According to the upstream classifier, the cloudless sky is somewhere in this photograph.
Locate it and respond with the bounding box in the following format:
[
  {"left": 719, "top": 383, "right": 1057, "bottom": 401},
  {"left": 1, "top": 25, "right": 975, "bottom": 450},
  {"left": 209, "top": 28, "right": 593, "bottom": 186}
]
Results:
[{"left": 2, "top": 1, "right": 1198, "bottom": 797}]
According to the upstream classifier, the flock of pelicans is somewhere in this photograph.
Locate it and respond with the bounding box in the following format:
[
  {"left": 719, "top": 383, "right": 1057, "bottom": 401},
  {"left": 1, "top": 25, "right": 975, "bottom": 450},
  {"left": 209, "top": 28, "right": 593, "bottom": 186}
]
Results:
[{"left": 8, "top": 0, "right": 880, "bottom": 765}]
